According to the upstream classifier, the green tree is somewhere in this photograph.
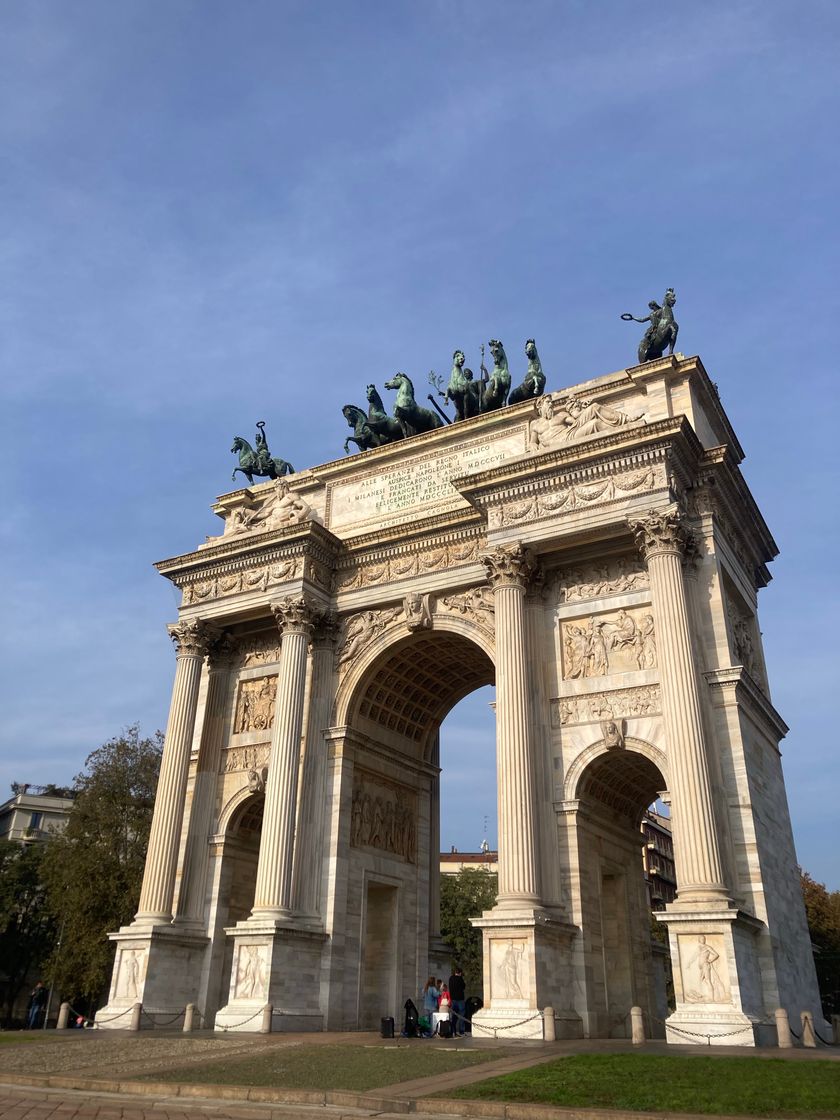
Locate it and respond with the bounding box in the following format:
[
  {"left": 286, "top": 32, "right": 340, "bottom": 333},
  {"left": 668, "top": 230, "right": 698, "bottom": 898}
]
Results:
[
  {"left": 439, "top": 868, "right": 498, "bottom": 998},
  {"left": 41, "top": 726, "right": 162, "bottom": 1007},
  {"left": 0, "top": 839, "right": 57, "bottom": 1026}
]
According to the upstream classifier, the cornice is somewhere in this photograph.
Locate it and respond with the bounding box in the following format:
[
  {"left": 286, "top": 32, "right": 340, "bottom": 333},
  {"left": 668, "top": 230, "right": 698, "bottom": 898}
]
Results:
[{"left": 704, "top": 666, "right": 788, "bottom": 744}]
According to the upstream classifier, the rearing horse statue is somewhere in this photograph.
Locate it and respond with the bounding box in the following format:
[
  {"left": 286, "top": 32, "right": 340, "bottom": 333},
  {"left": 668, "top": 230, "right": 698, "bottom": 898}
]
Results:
[
  {"left": 384, "top": 372, "right": 444, "bottom": 437},
  {"left": 365, "top": 384, "right": 404, "bottom": 444},
  {"left": 442, "top": 349, "right": 480, "bottom": 421},
  {"left": 480, "top": 339, "right": 511, "bottom": 413},
  {"left": 508, "top": 338, "right": 546, "bottom": 406}
]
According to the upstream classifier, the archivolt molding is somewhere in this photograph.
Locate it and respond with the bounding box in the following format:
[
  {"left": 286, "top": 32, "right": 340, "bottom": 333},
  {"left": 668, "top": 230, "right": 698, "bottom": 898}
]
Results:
[
  {"left": 562, "top": 735, "right": 669, "bottom": 805},
  {"left": 217, "top": 783, "right": 266, "bottom": 837}
]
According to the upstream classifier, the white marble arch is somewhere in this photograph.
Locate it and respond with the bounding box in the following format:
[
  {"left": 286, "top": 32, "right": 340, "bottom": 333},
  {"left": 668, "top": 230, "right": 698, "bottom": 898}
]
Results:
[{"left": 564, "top": 736, "right": 670, "bottom": 805}]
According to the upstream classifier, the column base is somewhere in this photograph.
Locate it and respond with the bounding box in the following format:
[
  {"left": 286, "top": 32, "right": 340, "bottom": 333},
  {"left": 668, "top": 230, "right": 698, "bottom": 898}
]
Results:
[
  {"left": 96, "top": 924, "right": 209, "bottom": 1031},
  {"left": 213, "top": 918, "right": 327, "bottom": 1033},
  {"left": 657, "top": 905, "right": 772, "bottom": 1047},
  {"left": 470, "top": 908, "right": 582, "bottom": 1042}
]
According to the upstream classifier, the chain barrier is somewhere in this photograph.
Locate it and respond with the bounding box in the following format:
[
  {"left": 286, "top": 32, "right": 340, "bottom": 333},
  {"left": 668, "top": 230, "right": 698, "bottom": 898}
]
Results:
[
  {"left": 649, "top": 1012, "right": 777, "bottom": 1046},
  {"left": 217, "top": 1006, "right": 268, "bottom": 1032},
  {"left": 91, "top": 1005, "right": 135, "bottom": 1025},
  {"left": 141, "top": 1008, "right": 185, "bottom": 1028},
  {"left": 474, "top": 1011, "right": 544, "bottom": 1039}
]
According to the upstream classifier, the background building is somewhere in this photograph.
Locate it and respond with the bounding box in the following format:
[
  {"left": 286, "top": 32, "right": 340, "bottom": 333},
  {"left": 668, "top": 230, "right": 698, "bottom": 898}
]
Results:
[{"left": 0, "top": 784, "right": 74, "bottom": 844}]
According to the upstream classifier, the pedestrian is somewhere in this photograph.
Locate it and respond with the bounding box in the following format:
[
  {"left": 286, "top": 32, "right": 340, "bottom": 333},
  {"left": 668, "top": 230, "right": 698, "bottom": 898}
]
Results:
[
  {"left": 448, "top": 966, "right": 467, "bottom": 1035},
  {"left": 27, "top": 981, "right": 48, "bottom": 1029},
  {"left": 421, "top": 975, "right": 439, "bottom": 1016}
]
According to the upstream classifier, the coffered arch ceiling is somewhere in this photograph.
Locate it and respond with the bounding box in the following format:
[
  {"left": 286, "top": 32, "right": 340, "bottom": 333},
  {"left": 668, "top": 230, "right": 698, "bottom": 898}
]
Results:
[
  {"left": 348, "top": 631, "right": 495, "bottom": 755},
  {"left": 575, "top": 749, "right": 665, "bottom": 825}
]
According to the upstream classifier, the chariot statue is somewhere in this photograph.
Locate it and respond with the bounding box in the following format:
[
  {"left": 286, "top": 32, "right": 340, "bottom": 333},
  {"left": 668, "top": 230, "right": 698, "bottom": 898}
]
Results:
[
  {"left": 231, "top": 421, "right": 294, "bottom": 484},
  {"left": 621, "top": 288, "right": 679, "bottom": 363}
]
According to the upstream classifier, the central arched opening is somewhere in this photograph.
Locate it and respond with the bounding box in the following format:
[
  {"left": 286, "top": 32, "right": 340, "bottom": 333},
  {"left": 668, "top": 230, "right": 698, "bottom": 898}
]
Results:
[
  {"left": 343, "top": 625, "right": 495, "bottom": 1027},
  {"left": 572, "top": 744, "right": 671, "bottom": 1038}
]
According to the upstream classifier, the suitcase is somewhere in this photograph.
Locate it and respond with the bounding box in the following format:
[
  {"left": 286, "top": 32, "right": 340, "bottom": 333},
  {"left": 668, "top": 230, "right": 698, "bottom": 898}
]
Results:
[
  {"left": 437, "top": 1018, "right": 453, "bottom": 1038},
  {"left": 380, "top": 1016, "right": 395, "bottom": 1038}
]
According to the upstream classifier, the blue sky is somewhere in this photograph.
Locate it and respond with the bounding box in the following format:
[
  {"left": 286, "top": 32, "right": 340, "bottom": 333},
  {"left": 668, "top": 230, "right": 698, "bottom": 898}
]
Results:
[{"left": 1, "top": 1, "right": 838, "bottom": 886}]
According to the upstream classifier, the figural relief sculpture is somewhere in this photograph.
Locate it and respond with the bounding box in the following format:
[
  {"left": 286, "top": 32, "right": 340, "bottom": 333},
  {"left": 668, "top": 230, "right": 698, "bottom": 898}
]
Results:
[{"left": 562, "top": 608, "right": 656, "bottom": 679}]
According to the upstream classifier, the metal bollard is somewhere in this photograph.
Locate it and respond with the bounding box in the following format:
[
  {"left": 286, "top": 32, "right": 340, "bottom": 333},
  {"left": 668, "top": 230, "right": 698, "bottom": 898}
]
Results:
[
  {"left": 183, "top": 1003, "right": 195, "bottom": 1032},
  {"left": 630, "top": 1005, "right": 646, "bottom": 1045},
  {"left": 542, "top": 1006, "right": 556, "bottom": 1042},
  {"left": 129, "top": 1002, "right": 142, "bottom": 1031},
  {"left": 774, "top": 1008, "right": 793, "bottom": 1048},
  {"left": 801, "top": 1011, "right": 816, "bottom": 1048},
  {"left": 260, "top": 1003, "right": 273, "bottom": 1034}
]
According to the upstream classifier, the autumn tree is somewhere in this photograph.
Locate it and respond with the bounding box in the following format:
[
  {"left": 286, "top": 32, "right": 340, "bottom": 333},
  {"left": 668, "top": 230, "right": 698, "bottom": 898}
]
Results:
[
  {"left": 439, "top": 867, "right": 498, "bottom": 998},
  {"left": 41, "top": 727, "right": 162, "bottom": 1008},
  {"left": 800, "top": 869, "right": 840, "bottom": 1016}
]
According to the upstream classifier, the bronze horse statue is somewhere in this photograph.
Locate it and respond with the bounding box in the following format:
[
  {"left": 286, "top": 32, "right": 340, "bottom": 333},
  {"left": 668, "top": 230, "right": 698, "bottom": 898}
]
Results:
[
  {"left": 508, "top": 338, "right": 546, "bottom": 406},
  {"left": 480, "top": 339, "right": 511, "bottom": 412},
  {"left": 384, "top": 372, "right": 444, "bottom": 437},
  {"left": 231, "top": 422, "right": 294, "bottom": 484},
  {"left": 365, "top": 384, "right": 404, "bottom": 444},
  {"left": 622, "top": 288, "right": 679, "bottom": 363},
  {"left": 342, "top": 405, "right": 383, "bottom": 454}
]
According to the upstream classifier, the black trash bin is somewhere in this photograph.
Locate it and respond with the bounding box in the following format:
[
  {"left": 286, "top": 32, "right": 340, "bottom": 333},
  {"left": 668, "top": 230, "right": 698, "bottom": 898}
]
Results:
[{"left": 380, "top": 1016, "right": 395, "bottom": 1038}]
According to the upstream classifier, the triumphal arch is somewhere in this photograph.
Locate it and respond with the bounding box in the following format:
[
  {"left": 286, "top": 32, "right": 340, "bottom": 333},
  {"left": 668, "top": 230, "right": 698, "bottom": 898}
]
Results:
[{"left": 99, "top": 353, "right": 823, "bottom": 1044}]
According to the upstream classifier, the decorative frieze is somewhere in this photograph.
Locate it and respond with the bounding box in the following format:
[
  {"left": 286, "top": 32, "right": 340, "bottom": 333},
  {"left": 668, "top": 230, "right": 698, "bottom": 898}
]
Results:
[
  {"left": 550, "top": 684, "right": 661, "bottom": 727},
  {"left": 181, "top": 558, "right": 302, "bottom": 606},
  {"left": 561, "top": 608, "right": 656, "bottom": 679},
  {"left": 350, "top": 775, "right": 417, "bottom": 863},
  {"left": 334, "top": 536, "right": 481, "bottom": 593},
  {"left": 221, "top": 743, "right": 271, "bottom": 774},
  {"left": 241, "top": 633, "right": 282, "bottom": 667},
  {"left": 555, "top": 555, "right": 649, "bottom": 603},
  {"left": 491, "top": 464, "right": 659, "bottom": 529},
  {"left": 233, "top": 677, "right": 277, "bottom": 733}
]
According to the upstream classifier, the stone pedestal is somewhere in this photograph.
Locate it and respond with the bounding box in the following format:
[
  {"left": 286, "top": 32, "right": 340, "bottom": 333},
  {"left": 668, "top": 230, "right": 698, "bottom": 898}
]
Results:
[
  {"left": 657, "top": 908, "right": 774, "bottom": 1046},
  {"left": 213, "top": 921, "right": 327, "bottom": 1032},
  {"left": 471, "top": 911, "right": 582, "bottom": 1040},
  {"left": 96, "top": 927, "right": 208, "bottom": 1030}
]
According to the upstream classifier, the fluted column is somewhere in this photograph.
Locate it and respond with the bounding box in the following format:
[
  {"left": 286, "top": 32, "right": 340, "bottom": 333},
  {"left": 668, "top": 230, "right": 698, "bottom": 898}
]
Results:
[
  {"left": 136, "top": 619, "right": 218, "bottom": 924},
  {"left": 628, "top": 509, "right": 730, "bottom": 906},
  {"left": 291, "top": 611, "right": 338, "bottom": 919},
  {"left": 176, "top": 632, "right": 238, "bottom": 927},
  {"left": 252, "top": 596, "right": 315, "bottom": 919},
  {"left": 482, "top": 544, "right": 541, "bottom": 909}
]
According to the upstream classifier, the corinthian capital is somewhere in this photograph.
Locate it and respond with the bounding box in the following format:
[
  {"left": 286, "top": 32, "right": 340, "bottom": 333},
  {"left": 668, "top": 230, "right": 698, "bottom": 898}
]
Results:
[
  {"left": 271, "top": 595, "right": 317, "bottom": 636},
  {"left": 207, "top": 631, "right": 239, "bottom": 670},
  {"left": 481, "top": 543, "right": 539, "bottom": 590},
  {"left": 312, "top": 609, "right": 340, "bottom": 647},
  {"left": 167, "top": 618, "right": 220, "bottom": 658},
  {"left": 628, "top": 508, "right": 692, "bottom": 560}
]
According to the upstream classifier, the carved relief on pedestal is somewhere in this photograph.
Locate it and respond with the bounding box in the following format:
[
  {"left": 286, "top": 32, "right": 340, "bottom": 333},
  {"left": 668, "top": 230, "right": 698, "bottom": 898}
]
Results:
[
  {"left": 231, "top": 943, "right": 269, "bottom": 1001},
  {"left": 678, "top": 933, "right": 731, "bottom": 1004},
  {"left": 492, "top": 464, "right": 659, "bottom": 529},
  {"left": 335, "top": 606, "right": 404, "bottom": 670},
  {"left": 222, "top": 743, "right": 270, "bottom": 774},
  {"left": 439, "top": 586, "right": 495, "bottom": 633},
  {"left": 555, "top": 555, "right": 649, "bottom": 603},
  {"left": 233, "top": 676, "right": 277, "bottom": 733},
  {"left": 490, "top": 938, "right": 528, "bottom": 1002},
  {"left": 561, "top": 608, "right": 656, "bottom": 679},
  {"left": 350, "top": 773, "right": 417, "bottom": 863},
  {"left": 115, "top": 947, "right": 146, "bottom": 1001},
  {"left": 550, "top": 684, "right": 661, "bottom": 728}
]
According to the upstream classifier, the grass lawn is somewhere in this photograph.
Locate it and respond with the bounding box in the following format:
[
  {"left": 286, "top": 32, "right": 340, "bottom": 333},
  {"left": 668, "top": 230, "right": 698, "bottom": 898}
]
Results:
[
  {"left": 446, "top": 1054, "right": 840, "bottom": 1117},
  {"left": 141, "top": 1041, "right": 510, "bottom": 1092}
]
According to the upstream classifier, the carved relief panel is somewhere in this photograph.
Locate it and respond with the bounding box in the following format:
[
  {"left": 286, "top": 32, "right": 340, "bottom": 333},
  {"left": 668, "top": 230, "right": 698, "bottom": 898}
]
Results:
[
  {"left": 233, "top": 676, "right": 277, "bottom": 733},
  {"left": 551, "top": 685, "right": 661, "bottom": 727},
  {"left": 231, "top": 942, "right": 269, "bottom": 1001},
  {"left": 113, "top": 946, "right": 146, "bottom": 1002},
  {"left": 561, "top": 607, "right": 656, "bottom": 680},
  {"left": 489, "top": 938, "right": 529, "bottom": 1005},
  {"left": 677, "top": 933, "right": 731, "bottom": 1005},
  {"left": 555, "top": 555, "right": 649, "bottom": 603},
  {"left": 350, "top": 772, "right": 417, "bottom": 863},
  {"left": 222, "top": 743, "right": 271, "bottom": 774}
]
